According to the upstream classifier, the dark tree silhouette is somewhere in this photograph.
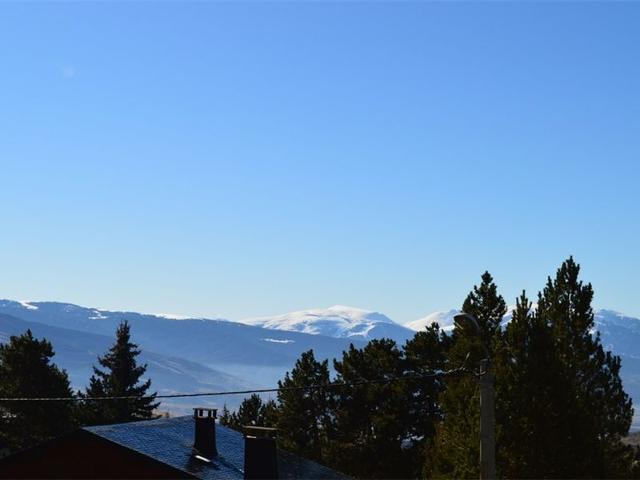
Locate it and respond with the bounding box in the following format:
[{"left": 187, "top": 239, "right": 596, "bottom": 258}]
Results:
[
  {"left": 277, "top": 350, "right": 331, "bottom": 463},
  {"left": 0, "top": 330, "right": 76, "bottom": 451},
  {"left": 428, "top": 271, "right": 507, "bottom": 479},
  {"left": 329, "top": 339, "right": 413, "bottom": 479},
  {"left": 82, "top": 320, "right": 158, "bottom": 425},
  {"left": 535, "top": 257, "right": 634, "bottom": 477},
  {"left": 219, "top": 394, "right": 279, "bottom": 432}
]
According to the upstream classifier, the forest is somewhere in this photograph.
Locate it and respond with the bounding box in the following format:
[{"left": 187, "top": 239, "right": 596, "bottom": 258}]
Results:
[{"left": 0, "top": 258, "right": 636, "bottom": 478}]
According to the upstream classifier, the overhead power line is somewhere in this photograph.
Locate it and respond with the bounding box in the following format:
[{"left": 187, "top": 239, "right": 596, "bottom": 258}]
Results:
[{"left": 0, "top": 366, "right": 470, "bottom": 403}]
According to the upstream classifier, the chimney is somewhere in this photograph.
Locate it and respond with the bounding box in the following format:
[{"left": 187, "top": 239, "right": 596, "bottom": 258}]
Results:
[
  {"left": 243, "top": 426, "right": 278, "bottom": 480},
  {"left": 193, "top": 407, "right": 218, "bottom": 459}
]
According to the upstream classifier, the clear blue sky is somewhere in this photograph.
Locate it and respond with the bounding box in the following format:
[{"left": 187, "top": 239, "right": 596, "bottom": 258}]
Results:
[{"left": 1, "top": 2, "right": 639, "bottom": 323}]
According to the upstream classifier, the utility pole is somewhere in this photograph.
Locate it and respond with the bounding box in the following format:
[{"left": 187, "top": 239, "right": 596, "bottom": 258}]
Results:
[
  {"left": 453, "top": 313, "right": 496, "bottom": 480},
  {"left": 479, "top": 358, "right": 496, "bottom": 480}
]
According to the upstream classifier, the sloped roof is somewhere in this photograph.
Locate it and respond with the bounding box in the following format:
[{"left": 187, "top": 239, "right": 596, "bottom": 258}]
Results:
[{"left": 84, "top": 416, "right": 346, "bottom": 480}]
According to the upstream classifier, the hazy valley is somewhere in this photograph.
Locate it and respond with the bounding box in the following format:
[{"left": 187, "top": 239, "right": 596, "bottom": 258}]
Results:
[{"left": 1, "top": 299, "right": 639, "bottom": 425}]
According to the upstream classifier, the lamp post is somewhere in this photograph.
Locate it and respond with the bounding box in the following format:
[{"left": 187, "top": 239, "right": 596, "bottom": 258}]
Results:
[{"left": 453, "top": 313, "right": 495, "bottom": 480}]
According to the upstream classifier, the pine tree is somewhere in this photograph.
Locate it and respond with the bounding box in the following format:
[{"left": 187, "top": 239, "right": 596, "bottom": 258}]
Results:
[
  {"left": 462, "top": 271, "right": 508, "bottom": 351},
  {"left": 490, "top": 258, "right": 635, "bottom": 478},
  {"left": 329, "top": 339, "right": 413, "bottom": 479},
  {"left": 277, "top": 350, "right": 331, "bottom": 463},
  {"left": 82, "top": 320, "right": 158, "bottom": 425},
  {"left": 0, "top": 330, "right": 77, "bottom": 451},
  {"left": 261, "top": 398, "right": 280, "bottom": 428},
  {"left": 236, "top": 394, "right": 263, "bottom": 427},
  {"left": 221, "top": 395, "right": 280, "bottom": 432},
  {"left": 493, "top": 291, "right": 566, "bottom": 478},
  {"left": 428, "top": 271, "right": 507, "bottom": 479},
  {"left": 237, "top": 394, "right": 276, "bottom": 428},
  {"left": 403, "top": 323, "right": 452, "bottom": 477},
  {"left": 535, "top": 257, "right": 634, "bottom": 477},
  {"left": 219, "top": 404, "right": 234, "bottom": 428}
]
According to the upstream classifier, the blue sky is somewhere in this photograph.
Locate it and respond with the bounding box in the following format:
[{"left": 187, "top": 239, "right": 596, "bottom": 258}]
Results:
[{"left": 1, "top": 2, "right": 639, "bottom": 323}]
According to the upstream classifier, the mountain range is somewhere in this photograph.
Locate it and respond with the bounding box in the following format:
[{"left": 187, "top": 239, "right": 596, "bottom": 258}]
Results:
[
  {"left": 241, "top": 305, "right": 415, "bottom": 344},
  {"left": 0, "top": 300, "right": 365, "bottom": 412},
  {"left": 1, "top": 299, "right": 639, "bottom": 426}
]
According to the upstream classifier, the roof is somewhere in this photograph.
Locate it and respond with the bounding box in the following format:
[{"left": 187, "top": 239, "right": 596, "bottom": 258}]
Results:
[{"left": 83, "top": 416, "right": 347, "bottom": 480}]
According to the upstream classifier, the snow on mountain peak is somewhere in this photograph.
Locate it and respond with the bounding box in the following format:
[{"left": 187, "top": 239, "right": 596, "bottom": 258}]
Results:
[
  {"left": 405, "top": 309, "right": 459, "bottom": 332},
  {"left": 154, "top": 313, "right": 192, "bottom": 320},
  {"left": 18, "top": 301, "right": 38, "bottom": 310},
  {"left": 0, "top": 299, "right": 39, "bottom": 311},
  {"left": 240, "top": 305, "right": 411, "bottom": 342}
]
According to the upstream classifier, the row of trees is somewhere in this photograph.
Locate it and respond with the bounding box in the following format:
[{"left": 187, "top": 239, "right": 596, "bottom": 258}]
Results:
[
  {"left": 1, "top": 257, "right": 635, "bottom": 477},
  {"left": 0, "top": 321, "right": 157, "bottom": 452},
  {"left": 222, "top": 258, "right": 637, "bottom": 478}
]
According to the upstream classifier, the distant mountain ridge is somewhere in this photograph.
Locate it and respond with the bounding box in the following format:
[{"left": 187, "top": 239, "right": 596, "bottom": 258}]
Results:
[
  {"left": 1, "top": 299, "right": 639, "bottom": 426},
  {"left": 241, "top": 305, "right": 415, "bottom": 344},
  {"left": 0, "top": 312, "right": 254, "bottom": 413},
  {"left": 0, "top": 299, "right": 364, "bottom": 407}
]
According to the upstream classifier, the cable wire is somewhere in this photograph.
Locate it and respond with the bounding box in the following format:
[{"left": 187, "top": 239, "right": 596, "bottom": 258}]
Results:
[{"left": 0, "top": 366, "right": 470, "bottom": 402}]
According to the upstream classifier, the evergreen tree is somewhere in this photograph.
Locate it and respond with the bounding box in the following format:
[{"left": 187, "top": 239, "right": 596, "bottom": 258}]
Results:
[
  {"left": 277, "top": 350, "right": 331, "bottom": 463},
  {"left": 487, "top": 258, "right": 634, "bottom": 478},
  {"left": 403, "top": 323, "right": 452, "bottom": 477},
  {"left": 0, "top": 330, "right": 77, "bottom": 451},
  {"left": 428, "top": 272, "right": 507, "bottom": 479},
  {"left": 238, "top": 394, "right": 263, "bottom": 426},
  {"left": 493, "top": 291, "right": 566, "bottom": 478},
  {"left": 236, "top": 394, "right": 277, "bottom": 428},
  {"left": 219, "top": 404, "right": 233, "bottom": 428},
  {"left": 535, "top": 257, "right": 634, "bottom": 477},
  {"left": 329, "top": 339, "right": 413, "bottom": 479},
  {"left": 82, "top": 320, "right": 158, "bottom": 425},
  {"left": 260, "top": 398, "right": 280, "bottom": 428},
  {"left": 221, "top": 395, "right": 280, "bottom": 432}
]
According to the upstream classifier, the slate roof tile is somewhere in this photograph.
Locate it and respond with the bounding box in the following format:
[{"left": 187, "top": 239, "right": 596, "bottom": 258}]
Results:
[{"left": 84, "top": 416, "right": 346, "bottom": 480}]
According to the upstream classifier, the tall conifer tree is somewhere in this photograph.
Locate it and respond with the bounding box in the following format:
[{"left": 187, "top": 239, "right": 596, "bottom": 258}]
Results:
[
  {"left": 277, "top": 350, "right": 331, "bottom": 463},
  {"left": 536, "top": 257, "right": 634, "bottom": 477},
  {"left": 0, "top": 330, "right": 76, "bottom": 451},
  {"left": 493, "top": 291, "right": 566, "bottom": 478},
  {"left": 428, "top": 272, "right": 506, "bottom": 479},
  {"left": 82, "top": 320, "right": 158, "bottom": 425},
  {"left": 329, "top": 339, "right": 413, "bottom": 479},
  {"left": 404, "top": 323, "right": 452, "bottom": 477}
]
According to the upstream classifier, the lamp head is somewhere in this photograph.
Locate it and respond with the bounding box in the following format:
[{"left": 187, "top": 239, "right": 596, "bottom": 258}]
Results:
[{"left": 453, "top": 312, "right": 480, "bottom": 336}]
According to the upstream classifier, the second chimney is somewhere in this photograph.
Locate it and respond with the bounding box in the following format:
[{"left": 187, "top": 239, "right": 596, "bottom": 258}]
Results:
[
  {"left": 193, "top": 407, "right": 218, "bottom": 459},
  {"left": 244, "top": 426, "right": 278, "bottom": 480}
]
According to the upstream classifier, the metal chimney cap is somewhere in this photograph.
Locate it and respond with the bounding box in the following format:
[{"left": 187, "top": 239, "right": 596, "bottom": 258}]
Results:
[
  {"left": 193, "top": 407, "right": 218, "bottom": 418},
  {"left": 243, "top": 426, "right": 277, "bottom": 439}
]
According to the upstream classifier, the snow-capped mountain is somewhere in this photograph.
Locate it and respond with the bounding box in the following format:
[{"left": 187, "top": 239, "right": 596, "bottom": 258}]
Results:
[
  {"left": 241, "top": 305, "right": 415, "bottom": 344},
  {"left": 0, "top": 300, "right": 364, "bottom": 396},
  {"left": 405, "top": 309, "right": 460, "bottom": 332},
  {"left": 2, "top": 298, "right": 640, "bottom": 424}
]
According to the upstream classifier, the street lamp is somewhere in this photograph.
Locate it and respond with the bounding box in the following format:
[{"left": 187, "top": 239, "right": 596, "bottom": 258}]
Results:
[
  {"left": 453, "top": 312, "right": 481, "bottom": 339},
  {"left": 453, "top": 312, "right": 495, "bottom": 480}
]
